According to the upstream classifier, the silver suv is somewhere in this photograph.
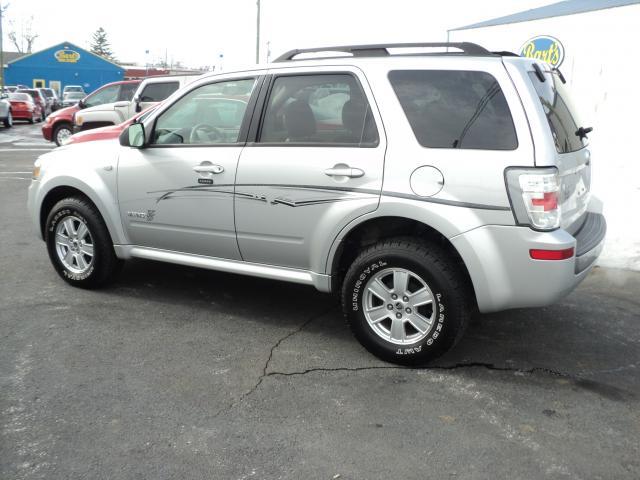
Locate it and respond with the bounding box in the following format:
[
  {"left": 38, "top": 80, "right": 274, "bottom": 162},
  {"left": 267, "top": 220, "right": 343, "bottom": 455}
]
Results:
[{"left": 27, "top": 43, "right": 606, "bottom": 365}]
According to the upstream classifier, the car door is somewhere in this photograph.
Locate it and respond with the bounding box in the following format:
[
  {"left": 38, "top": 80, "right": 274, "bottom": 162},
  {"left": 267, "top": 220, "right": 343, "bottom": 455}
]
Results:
[
  {"left": 117, "top": 76, "right": 261, "bottom": 260},
  {"left": 234, "top": 67, "right": 386, "bottom": 273}
]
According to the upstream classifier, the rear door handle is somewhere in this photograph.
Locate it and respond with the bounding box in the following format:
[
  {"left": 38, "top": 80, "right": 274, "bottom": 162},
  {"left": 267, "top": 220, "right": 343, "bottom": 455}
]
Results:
[
  {"left": 193, "top": 164, "right": 224, "bottom": 174},
  {"left": 324, "top": 166, "right": 365, "bottom": 178}
]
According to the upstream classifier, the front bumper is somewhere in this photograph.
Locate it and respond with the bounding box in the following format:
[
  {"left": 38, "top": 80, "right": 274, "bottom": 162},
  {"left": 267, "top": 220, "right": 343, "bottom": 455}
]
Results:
[{"left": 451, "top": 212, "right": 606, "bottom": 313}]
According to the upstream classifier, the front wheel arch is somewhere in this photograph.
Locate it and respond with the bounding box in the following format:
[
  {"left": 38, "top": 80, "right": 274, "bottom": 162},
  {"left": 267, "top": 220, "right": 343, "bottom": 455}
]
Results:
[{"left": 40, "top": 186, "right": 111, "bottom": 243}]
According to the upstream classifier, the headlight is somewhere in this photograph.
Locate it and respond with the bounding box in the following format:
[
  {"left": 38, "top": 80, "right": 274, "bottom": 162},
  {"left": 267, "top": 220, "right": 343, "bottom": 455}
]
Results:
[{"left": 75, "top": 115, "right": 83, "bottom": 126}]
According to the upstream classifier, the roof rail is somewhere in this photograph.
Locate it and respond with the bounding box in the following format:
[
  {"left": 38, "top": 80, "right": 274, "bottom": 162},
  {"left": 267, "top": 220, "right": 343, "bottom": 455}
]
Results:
[{"left": 274, "top": 42, "right": 492, "bottom": 62}]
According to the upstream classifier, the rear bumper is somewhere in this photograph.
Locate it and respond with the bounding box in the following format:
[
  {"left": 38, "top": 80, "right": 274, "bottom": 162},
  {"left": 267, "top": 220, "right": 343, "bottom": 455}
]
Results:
[
  {"left": 451, "top": 212, "right": 606, "bottom": 313},
  {"left": 12, "top": 110, "right": 33, "bottom": 119}
]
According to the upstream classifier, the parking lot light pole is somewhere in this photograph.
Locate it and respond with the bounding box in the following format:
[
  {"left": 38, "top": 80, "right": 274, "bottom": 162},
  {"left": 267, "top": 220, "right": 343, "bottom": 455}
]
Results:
[{"left": 0, "top": 3, "right": 5, "bottom": 92}]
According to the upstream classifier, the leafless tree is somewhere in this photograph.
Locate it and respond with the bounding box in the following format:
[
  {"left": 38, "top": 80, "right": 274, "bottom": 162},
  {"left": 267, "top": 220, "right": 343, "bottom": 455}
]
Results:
[{"left": 8, "top": 15, "right": 39, "bottom": 53}]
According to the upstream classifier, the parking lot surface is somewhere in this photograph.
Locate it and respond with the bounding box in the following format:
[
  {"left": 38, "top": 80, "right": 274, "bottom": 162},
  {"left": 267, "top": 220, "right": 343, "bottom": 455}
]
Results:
[{"left": 1, "top": 123, "right": 639, "bottom": 479}]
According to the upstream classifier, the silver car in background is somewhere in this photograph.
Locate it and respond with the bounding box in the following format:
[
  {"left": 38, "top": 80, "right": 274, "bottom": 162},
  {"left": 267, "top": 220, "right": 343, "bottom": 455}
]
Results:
[
  {"left": 62, "top": 91, "right": 85, "bottom": 108},
  {"left": 0, "top": 92, "right": 12, "bottom": 127}
]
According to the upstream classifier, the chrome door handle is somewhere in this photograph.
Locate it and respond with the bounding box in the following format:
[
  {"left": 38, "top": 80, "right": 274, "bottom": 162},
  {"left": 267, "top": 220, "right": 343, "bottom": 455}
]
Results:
[
  {"left": 324, "top": 166, "right": 365, "bottom": 178},
  {"left": 193, "top": 164, "right": 224, "bottom": 174}
]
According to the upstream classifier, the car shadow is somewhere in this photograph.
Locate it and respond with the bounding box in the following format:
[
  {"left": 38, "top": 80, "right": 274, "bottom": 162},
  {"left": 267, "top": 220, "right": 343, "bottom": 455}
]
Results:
[{"left": 104, "top": 259, "right": 639, "bottom": 397}]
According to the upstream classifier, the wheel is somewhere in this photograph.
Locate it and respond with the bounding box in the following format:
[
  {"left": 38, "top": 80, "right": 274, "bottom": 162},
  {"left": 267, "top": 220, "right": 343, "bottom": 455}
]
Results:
[
  {"left": 53, "top": 123, "right": 73, "bottom": 146},
  {"left": 341, "top": 238, "right": 471, "bottom": 365},
  {"left": 28, "top": 114, "right": 34, "bottom": 124},
  {"left": 3, "top": 111, "right": 12, "bottom": 128},
  {"left": 45, "top": 197, "right": 123, "bottom": 288}
]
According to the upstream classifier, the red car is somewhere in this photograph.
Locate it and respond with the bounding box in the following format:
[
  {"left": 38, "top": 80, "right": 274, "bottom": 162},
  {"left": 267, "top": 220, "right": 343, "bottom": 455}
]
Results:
[
  {"left": 16, "top": 89, "right": 48, "bottom": 121},
  {"left": 8, "top": 92, "right": 42, "bottom": 123},
  {"left": 65, "top": 105, "right": 158, "bottom": 146},
  {"left": 42, "top": 79, "right": 141, "bottom": 147}
]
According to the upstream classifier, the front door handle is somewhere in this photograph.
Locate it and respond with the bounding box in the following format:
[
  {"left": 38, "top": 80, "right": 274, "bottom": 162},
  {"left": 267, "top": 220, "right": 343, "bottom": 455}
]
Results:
[
  {"left": 193, "top": 164, "right": 224, "bottom": 174},
  {"left": 324, "top": 166, "right": 365, "bottom": 178}
]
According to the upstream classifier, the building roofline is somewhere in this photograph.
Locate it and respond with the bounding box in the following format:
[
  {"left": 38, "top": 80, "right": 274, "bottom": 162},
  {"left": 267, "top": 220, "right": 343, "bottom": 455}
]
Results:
[
  {"left": 450, "top": 0, "right": 640, "bottom": 31},
  {"left": 7, "top": 41, "right": 123, "bottom": 70}
]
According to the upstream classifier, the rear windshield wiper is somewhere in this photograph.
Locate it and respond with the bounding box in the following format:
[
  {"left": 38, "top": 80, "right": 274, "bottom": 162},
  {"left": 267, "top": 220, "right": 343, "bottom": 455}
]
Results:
[{"left": 575, "top": 126, "right": 593, "bottom": 140}]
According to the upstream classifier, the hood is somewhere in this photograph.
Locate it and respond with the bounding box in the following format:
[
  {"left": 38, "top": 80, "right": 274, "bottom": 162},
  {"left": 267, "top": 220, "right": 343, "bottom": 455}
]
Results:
[{"left": 48, "top": 104, "right": 79, "bottom": 119}]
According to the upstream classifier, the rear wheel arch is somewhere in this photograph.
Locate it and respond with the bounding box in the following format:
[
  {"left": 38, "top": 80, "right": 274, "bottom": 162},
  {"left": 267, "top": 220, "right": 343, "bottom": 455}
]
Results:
[{"left": 329, "top": 216, "right": 476, "bottom": 306}]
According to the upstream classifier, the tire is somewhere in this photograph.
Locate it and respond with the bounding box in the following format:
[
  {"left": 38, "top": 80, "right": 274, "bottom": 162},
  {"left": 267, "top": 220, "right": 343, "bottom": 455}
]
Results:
[
  {"left": 53, "top": 123, "right": 73, "bottom": 146},
  {"left": 3, "top": 111, "right": 12, "bottom": 128},
  {"left": 341, "top": 238, "right": 471, "bottom": 366},
  {"left": 28, "top": 114, "right": 34, "bottom": 124},
  {"left": 45, "top": 197, "right": 123, "bottom": 289}
]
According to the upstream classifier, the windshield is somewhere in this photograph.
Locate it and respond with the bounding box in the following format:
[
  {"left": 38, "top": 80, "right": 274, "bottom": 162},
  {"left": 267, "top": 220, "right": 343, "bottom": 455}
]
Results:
[{"left": 528, "top": 69, "right": 586, "bottom": 154}]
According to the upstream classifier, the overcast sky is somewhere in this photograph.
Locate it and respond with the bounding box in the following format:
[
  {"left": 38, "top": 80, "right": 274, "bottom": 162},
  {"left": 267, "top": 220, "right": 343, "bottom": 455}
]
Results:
[{"left": 3, "top": 0, "right": 556, "bottom": 68}]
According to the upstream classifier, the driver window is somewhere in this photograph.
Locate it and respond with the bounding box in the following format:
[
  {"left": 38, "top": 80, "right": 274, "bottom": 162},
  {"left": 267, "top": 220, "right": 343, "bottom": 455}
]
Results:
[{"left": 151, "top": 78, "right": 256, "bottom": 145}]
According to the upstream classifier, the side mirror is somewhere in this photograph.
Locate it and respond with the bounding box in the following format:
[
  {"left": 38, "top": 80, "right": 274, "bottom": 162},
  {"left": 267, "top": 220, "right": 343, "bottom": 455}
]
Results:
[
  {"left": 120, "top": 123, "right": 146, "bottom": 148},
  {"left": 78, "top": 98, "right": 86, "bottom": 109}
]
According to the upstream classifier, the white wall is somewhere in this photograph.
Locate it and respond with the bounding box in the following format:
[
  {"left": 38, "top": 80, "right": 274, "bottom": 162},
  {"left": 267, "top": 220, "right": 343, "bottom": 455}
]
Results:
[{"left": 450, "top": 5, "right": 640, "bottom": 270}]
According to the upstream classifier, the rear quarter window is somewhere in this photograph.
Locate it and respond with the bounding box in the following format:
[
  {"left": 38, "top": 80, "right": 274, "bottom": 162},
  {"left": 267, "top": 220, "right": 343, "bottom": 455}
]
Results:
[{"left": 389, "top": 70, "right": 518, "bottom": 150}]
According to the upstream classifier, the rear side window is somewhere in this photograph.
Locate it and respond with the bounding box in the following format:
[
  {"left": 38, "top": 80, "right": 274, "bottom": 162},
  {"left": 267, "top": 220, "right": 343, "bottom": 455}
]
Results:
[
  {"left": 139, "top": 82, "right": 179, "bottom": 102},
  {"left": 259, "top": 74, "right": 379, "bottom": 147},
  {"left": 389, "top": 70, "right": 518, "bottom": 150},
  {"left": 528, "top": 71, "right": 585, "bottom": 153}
]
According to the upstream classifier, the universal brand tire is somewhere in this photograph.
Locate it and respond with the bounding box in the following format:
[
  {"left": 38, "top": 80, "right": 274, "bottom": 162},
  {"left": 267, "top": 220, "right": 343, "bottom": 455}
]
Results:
[
  {"left": 45, "top": 197, "right": 123, "bottom": 289},
  {"left": 341, "top": 238, "right": 471, "bottom": 366},
  {"left": 53, "top": 123, "right": 73, "bottom": 146},
  {"left": 3, "top": 111, "right": 12, "bottom": 128}
]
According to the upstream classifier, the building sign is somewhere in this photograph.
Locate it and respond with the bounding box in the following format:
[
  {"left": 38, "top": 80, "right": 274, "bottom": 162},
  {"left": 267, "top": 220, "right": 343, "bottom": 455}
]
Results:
[
  {"left": 54, "top": 49, "right": 81, "bottom": 63},
  {"left": 520, "top": 36, "right": 564, "bottom": 67}
]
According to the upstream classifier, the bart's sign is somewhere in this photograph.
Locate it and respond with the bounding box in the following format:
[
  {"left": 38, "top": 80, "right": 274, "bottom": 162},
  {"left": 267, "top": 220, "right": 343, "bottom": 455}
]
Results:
[
  {"left": 520, "top": 36, "right": 564, "bottom": 67},
  {"left": 54, "top": 49, "right": 81, "bottom": 63}
]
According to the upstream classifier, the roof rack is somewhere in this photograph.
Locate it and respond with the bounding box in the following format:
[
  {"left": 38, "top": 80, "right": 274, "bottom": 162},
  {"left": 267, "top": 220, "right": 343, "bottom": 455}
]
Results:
[{"left": 274, "top": 42, "right": 492, "bottom": 62}]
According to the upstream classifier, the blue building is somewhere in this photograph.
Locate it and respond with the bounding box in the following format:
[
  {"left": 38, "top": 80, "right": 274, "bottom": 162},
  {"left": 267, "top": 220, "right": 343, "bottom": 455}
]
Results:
[{"left": 4, "top": 41, "right": 123, "bottom": 95}]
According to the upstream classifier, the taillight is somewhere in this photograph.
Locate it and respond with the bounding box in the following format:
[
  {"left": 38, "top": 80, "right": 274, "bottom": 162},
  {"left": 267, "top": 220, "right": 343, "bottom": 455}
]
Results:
[{"left": 505, "top": 167, "right": 561, "bottom": 231}]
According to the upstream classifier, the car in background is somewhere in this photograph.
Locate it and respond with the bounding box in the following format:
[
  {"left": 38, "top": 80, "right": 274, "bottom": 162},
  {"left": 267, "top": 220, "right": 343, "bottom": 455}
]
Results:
[
  {"left": 73, "top": 75, "right": 198, "bottom": 133},
  {"left": 0, "top": 93, "right": 12, "bottom": 127},
  {"left": 62, "top": 92, "right": 85, "bottom": 108},
  {"left": 62, "top": 85, "right": 85, "bottom": 96},
  {"left": 7, "top": 92, "right": 41, "bottom": 123},
  {"left": 39, "top": 88, "right": 61, "bottom": 111},
  {"left": 17, "top": 89, "right": 50, "bottom": 119},
  {"left": 65, "top": 105, "right": 158, "bottom": 146},
  {"left": 42, "top": 79, "right": 141, "bottom": 146},
  {"left": 3, "top": 86, "right": 18, "bottom": 93}
]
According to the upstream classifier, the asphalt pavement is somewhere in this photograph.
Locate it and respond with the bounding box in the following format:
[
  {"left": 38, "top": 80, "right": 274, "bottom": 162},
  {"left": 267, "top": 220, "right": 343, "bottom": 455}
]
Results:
[{"left": 1, "top": 122, "right": 639, "bottom": 480}]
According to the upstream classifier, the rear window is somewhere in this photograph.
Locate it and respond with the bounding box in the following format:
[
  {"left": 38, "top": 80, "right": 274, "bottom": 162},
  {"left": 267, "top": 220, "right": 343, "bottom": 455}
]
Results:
[
  {"left": 139, "top": 82, "right": 179, "bottom": 102},
  {"left": 389, "top": 70, "right": 518, "bottom": 150},
  {"left": 528, "top": 70, "right": 585, "bottom": 154},
  {"left": 9, "top": 93, "right": 30, "bottom": 101}
]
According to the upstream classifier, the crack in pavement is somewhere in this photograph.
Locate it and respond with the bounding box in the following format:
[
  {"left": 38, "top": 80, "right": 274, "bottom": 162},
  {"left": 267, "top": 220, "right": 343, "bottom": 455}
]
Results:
[{"left": 225, "top": 310, "right": 634, "bottom": 411}]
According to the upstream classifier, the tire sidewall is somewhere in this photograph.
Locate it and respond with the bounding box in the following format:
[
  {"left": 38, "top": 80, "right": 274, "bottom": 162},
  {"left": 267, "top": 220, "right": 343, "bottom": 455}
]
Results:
[
  {"left": 54, "top": 124, "right": 72, "bottom": 146},
  {"left": 344, "top": 248, "right": 461, "bottom": 364},
  {"left": 45, "top": 203, "right": 99, "bottom": 284}
]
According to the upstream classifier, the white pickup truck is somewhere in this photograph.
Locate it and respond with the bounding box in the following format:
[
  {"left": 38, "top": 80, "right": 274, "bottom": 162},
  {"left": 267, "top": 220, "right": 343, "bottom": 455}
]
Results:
[{"left": 73, "top": 75, "right": 199, "bottom": 132}]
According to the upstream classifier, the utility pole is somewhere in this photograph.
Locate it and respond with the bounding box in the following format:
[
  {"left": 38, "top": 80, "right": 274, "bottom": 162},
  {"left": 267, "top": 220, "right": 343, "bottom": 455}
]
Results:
[
  {"left": 255, "top": 0, "right": 260, "bottom": 64},
  {"left": 0, "top": 3, "right": 5, "bottom": 92}
]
